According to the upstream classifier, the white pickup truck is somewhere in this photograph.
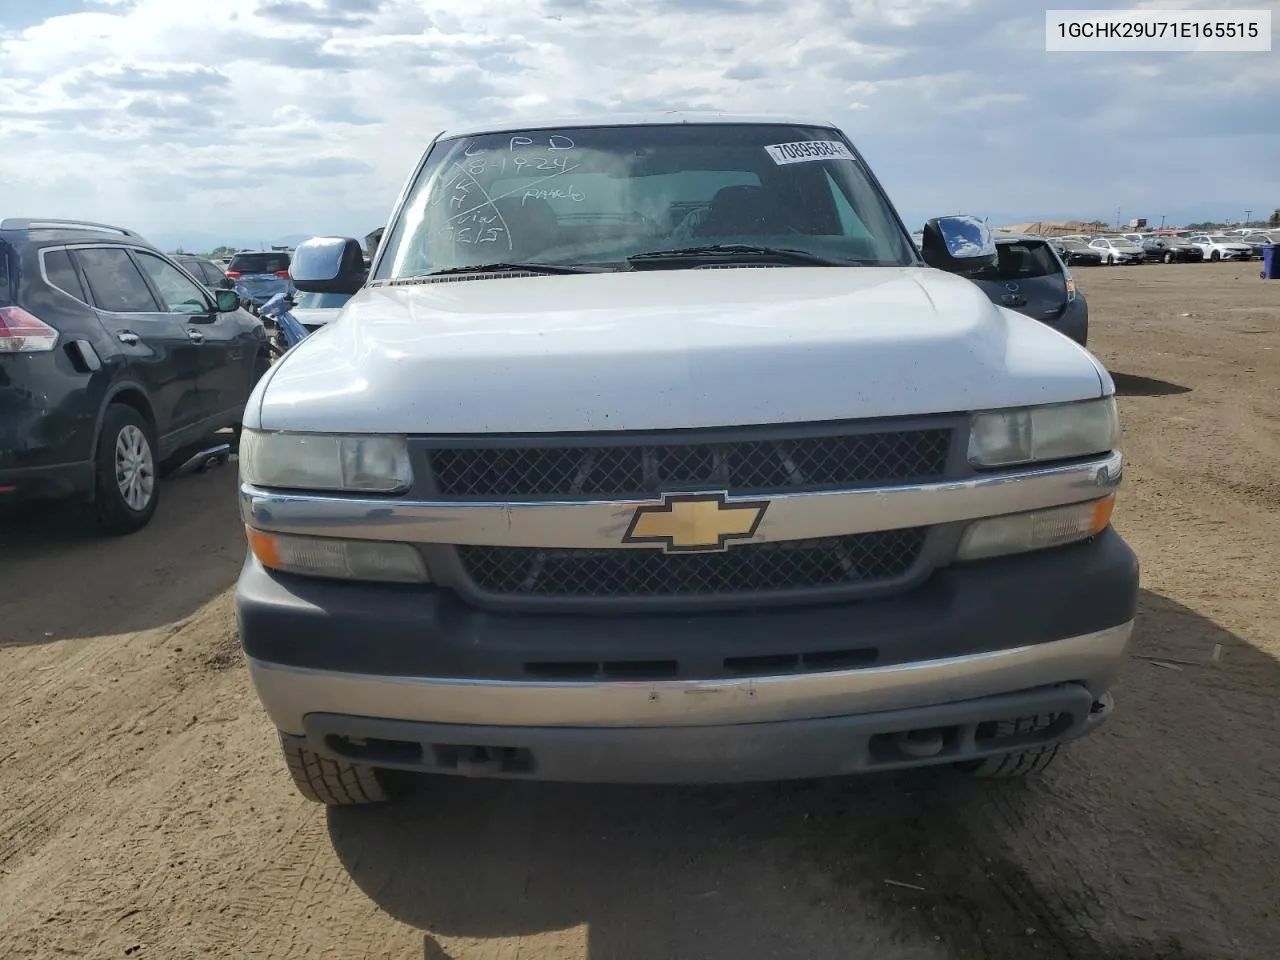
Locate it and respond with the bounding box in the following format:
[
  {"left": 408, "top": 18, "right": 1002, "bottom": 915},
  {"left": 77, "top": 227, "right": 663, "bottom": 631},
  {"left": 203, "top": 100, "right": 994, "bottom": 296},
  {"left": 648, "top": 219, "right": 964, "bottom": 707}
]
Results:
[{"left": 235, "top": 114, "right": 1138, "bottom": 804}]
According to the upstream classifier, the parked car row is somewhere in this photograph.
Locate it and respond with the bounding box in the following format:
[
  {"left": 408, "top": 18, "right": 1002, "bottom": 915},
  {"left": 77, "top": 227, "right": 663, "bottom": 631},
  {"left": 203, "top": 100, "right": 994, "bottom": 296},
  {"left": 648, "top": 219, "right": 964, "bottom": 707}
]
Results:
[{"left": 1044, "top": 233, "right": 1274, "bottom": 264}]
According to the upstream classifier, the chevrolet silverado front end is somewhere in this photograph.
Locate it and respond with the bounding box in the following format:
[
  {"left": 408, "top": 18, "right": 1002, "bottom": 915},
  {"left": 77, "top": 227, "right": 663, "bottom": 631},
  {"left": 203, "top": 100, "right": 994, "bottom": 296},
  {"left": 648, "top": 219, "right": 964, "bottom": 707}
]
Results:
[{"left": 234, "top": 116, "right": 1138, "bottom": 803}]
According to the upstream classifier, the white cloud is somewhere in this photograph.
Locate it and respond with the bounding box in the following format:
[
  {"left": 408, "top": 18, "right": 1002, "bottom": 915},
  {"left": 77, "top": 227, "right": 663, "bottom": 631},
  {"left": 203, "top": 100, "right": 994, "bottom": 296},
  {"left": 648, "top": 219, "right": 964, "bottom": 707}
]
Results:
[{"left": 0, "top": 0, "right": 1276, "bottom": 248}]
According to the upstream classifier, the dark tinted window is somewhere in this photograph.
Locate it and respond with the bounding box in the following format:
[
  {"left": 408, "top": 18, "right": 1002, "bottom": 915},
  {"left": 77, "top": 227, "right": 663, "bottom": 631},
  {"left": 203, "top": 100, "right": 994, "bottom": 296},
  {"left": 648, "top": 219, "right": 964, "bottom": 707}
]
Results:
[
  {"left": 199, "top": 261, "right": 226, "bottom": 284},
  {"left": 134, "top": 251, "right": 212, "bottom": 314},
  {"left": 229, "top": 252, "right": 290, "bottom": 273},
  {"left": 972, "top": 242, "right": 1061, "bottom": 281},
  {"left": 43, "top": 249, "right": 87, "bottom": 302},
  {"left": 74, "top": 247, "right": 160, "bottom": 312}
]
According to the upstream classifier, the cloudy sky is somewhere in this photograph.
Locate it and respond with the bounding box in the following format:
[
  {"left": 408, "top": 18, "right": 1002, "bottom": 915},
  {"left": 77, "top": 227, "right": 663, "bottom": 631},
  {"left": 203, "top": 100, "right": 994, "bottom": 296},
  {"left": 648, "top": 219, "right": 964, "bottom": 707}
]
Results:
[{"left": 0, "top": 0, "right": 1276, "bottom": 250}]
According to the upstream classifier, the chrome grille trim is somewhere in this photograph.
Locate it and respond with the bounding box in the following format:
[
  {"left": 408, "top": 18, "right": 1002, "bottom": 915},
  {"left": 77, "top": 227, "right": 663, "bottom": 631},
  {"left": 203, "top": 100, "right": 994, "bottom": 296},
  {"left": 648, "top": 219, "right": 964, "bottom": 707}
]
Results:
[{"left": 238, "top": 451, "right": 1123, "bottom": 550}]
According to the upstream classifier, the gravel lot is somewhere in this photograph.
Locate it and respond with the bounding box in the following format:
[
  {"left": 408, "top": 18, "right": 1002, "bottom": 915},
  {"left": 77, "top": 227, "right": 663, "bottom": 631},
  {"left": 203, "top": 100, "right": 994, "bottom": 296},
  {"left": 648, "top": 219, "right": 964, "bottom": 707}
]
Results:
[{"left": 2, "top": 261, "right": 1277, "bottom": 960}]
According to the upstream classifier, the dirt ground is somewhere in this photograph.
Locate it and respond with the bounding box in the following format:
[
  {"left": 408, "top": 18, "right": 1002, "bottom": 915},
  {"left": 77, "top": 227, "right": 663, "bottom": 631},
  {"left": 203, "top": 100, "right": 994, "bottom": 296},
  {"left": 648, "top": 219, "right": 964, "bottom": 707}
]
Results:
[{"left": 2, "top": 261, "right": 1278, "bottom": 960}]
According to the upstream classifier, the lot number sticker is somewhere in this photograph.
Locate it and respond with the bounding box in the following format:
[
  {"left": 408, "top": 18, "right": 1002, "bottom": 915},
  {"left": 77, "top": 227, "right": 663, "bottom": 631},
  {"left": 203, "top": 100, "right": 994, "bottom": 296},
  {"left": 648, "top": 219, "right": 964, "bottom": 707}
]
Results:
[{"left": 764, "top": 140, "right": 855, "bottom": 165}]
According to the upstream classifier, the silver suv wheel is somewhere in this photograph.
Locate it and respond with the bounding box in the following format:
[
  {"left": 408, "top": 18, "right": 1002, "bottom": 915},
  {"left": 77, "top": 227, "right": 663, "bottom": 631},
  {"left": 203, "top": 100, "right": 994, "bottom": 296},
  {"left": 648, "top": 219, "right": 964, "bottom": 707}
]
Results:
[{"left": 115, "top": 424, "right": 156, "bottom": 511}]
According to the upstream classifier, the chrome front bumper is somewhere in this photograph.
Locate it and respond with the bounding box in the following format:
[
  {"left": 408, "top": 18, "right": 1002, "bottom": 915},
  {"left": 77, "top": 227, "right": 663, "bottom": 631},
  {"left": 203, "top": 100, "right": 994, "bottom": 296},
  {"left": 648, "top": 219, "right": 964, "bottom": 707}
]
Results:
[{"left": 249, "top": 621, "right": 1132, "bottom": 734}]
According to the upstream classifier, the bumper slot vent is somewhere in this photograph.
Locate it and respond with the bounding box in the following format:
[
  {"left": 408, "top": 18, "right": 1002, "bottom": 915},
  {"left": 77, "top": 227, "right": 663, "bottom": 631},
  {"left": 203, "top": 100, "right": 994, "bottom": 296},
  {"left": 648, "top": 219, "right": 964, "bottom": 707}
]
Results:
[
  {"left": 524, "top": 660, "right": 680, "bottom": 680},
  {"left": 724, "top": 647, "right": 880, "bottom": 675}
]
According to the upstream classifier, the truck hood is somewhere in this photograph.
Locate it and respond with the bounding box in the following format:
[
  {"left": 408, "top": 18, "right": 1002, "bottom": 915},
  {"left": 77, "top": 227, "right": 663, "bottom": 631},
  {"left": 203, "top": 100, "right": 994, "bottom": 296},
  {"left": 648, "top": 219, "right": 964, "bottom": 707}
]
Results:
[{"left": 250, "top": 267, "right": 1108, "bottom": 433}]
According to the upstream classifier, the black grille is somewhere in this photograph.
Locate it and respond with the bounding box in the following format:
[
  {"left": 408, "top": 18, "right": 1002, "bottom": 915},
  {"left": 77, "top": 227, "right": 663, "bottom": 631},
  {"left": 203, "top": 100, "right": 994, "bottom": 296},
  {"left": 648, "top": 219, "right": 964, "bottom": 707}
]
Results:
[
  {"left": 458, "top": 528, "right": 927, "bottom": 598},
  {"left": 428, "top": 429, "right": 951, "bottom": 499}
]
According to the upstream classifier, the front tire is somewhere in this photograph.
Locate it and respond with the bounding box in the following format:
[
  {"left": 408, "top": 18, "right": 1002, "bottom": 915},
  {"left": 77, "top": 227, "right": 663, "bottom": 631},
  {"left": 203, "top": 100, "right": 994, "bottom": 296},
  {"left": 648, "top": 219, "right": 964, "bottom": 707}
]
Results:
[
  {"left": 280, "top": 733, "right": 390, "bottom": 805},
  {"left": 956, "top": 716, "right": 1062, "bottom": 778},
  {"left": 1164, "top": 252, "right": 1174, "bottom": 264},
  {"left": 960, "top": 743, "right": 1060, "bottom": 778},
  {"left": 1210, "top": 250, "right": 1221, "bottom": 262},
  {"left": 82, "top": 404, "right": 160, "bottom": 535},
  {"left": 1106, "top": 254, "right": 1115, "bottom": 265}
]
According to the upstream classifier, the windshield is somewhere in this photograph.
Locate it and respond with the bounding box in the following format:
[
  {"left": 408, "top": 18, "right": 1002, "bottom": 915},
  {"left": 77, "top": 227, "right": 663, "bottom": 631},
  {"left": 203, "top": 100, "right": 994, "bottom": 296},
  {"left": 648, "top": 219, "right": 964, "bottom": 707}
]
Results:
[
  {"left": 1208, "top": 236, "right": 1233, "bottom": 243},
  {"left": 375, "top": 123, "right": 916, "bottom": 278}
]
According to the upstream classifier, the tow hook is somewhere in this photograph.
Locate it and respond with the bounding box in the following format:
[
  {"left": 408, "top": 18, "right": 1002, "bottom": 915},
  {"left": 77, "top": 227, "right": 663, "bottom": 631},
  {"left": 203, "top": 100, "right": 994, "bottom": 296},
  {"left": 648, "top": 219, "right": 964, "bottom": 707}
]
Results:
[
  {"left": 454, "top": 746, "right": 508, "bottom": 776},
  {"left": 893, "top": 728, "right": 946, "bottom": 759}
]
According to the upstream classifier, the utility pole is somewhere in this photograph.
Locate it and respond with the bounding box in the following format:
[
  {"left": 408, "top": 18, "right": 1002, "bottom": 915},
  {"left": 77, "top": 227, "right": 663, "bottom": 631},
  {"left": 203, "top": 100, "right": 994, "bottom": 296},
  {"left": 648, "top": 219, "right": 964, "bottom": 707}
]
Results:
[
  {"left": 1160, "top": 215, "right": 1166, "bottom": 229},
  {"left": 1244, "top": 209, "right": 1252, "bottom": 226},
  {"left": 1116, "top": 207, "right": 1121, "bottom": 230}
]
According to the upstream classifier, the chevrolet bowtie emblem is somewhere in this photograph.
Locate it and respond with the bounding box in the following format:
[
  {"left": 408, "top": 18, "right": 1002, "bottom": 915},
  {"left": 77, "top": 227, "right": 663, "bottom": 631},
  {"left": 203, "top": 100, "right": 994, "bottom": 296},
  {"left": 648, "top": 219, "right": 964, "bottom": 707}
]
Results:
[{"left": 622, "top": 492, "right": 768, "bottom": 554}]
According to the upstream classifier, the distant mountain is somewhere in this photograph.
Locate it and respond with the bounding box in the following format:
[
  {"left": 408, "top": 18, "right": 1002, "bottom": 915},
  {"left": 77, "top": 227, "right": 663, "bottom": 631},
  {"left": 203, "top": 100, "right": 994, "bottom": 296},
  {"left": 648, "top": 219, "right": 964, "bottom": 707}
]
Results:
[{"left": 146, "top": 231, "right": 319, "bottom": 255}]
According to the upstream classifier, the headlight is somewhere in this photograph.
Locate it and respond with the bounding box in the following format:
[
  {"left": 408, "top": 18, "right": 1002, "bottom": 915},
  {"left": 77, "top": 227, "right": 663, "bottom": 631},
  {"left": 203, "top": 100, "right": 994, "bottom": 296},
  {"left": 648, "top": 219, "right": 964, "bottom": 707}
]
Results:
[
  {"left": 247, "top": 528, "right": 429, "bottom": 583},
  {"left": 239, "top": 430, "right": 412, "bottom": 493},
  {"left": 958, "top": 497, "right": 1114, "bottom": 561},
  {"left": 968, "top": 398, "right": 1119, "bottom": 469}
]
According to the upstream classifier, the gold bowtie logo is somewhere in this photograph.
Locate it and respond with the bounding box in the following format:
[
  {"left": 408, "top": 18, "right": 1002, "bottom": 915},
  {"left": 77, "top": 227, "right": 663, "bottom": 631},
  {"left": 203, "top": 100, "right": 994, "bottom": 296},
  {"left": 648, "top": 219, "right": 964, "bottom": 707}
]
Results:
[{"left": 623, "top": 492, "right": 768, "bottom": 554}]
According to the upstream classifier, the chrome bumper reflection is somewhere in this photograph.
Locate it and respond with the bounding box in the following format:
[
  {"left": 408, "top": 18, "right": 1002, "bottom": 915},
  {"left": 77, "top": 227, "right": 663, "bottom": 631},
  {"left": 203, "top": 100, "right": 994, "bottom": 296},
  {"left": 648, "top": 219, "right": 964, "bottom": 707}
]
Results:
[{"left": 249, "top": 622, "right": 1133, "bottom": 733}]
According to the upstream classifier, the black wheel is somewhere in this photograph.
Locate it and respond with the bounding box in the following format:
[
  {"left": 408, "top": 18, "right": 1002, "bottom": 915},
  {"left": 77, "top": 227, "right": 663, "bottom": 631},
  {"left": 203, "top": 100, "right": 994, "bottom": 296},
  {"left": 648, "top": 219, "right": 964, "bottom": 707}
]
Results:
[
  {"left": 956, "top": 716, "right": 1061, "bottom": 778},
  {"left": 1210, "top": 250, "right": 1220, "bottom": 262},
  {"left": 1106, "top": 254, "right": 1115, "bottom": 265},
  {"left": 1164, "top": 252, "right": 1174, "bottom": 264},
  {"left": 960, "top": 743, "right": 1059, "bottom": 778},
  {"left": 280, "top": 733, "right": 390, "bottom": 805},
  {"left": 82, "top": 404, "right": 160, "bottom": 535}
]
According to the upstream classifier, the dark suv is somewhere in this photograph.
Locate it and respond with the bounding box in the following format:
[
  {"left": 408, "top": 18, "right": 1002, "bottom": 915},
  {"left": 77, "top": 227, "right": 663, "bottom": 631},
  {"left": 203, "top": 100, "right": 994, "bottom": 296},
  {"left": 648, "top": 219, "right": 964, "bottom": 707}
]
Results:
[
  {"left": 968, "top": 235, "right": 1089, "bottom": 347},
  {"left": 226, "top": 251, "right": 293, "bottom": 310},
  {"left": 0, "top": 218, "right": 270, "bottom": 533}
]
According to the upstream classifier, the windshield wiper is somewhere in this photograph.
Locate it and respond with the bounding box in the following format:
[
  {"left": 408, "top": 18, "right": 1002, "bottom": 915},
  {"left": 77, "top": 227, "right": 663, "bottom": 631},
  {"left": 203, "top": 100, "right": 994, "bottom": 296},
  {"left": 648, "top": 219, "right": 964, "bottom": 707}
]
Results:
[
  {"left": 627, "top": 244, "right": 853, "bottom": 267},
  {"left": 390, "top": 262, "right": 599, "bottom": 283}
]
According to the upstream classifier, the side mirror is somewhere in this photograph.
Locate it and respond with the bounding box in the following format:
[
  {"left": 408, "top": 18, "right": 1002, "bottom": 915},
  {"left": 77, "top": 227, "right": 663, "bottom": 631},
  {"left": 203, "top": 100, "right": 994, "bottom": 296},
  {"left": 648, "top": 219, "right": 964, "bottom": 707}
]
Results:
[
  {"left": 920, "top": 215, "right": 997, "bottom": 273},
  {"left": 214, "top": 288, "right": 240, "bottom": 313},
  {"left": 290, "top": 237, "right": 367, "bottom": 295}
]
